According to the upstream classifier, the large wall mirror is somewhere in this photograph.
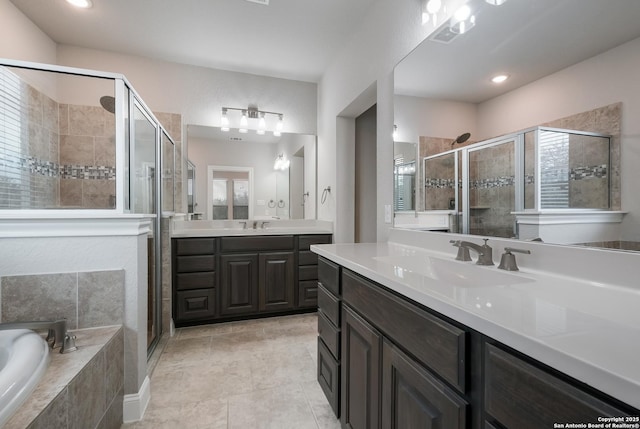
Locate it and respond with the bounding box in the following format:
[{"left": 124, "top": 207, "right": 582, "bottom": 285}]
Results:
[
  {"left": 187, "top": 125, "right": 316, "bottom": 220},
  {"left": 393, "top": 0, "right": 640, "bottom": 250}
]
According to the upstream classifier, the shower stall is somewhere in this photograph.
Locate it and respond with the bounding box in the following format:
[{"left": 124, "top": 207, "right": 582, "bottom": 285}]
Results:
[
  {"left": 423, "top": 127, "right": 611, "bottom": 238},
  {"left": 0, "top": 59, "right": 176, "bottom": 355}
]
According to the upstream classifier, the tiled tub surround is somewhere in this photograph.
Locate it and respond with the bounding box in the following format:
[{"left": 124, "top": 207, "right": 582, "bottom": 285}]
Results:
[
  {"left": 311, "top": 228, "right": 640, "bottom": 410},
  {"left": 0, "top": 270, "right": 124, "bottom": 329},
  {"left": 4, "top": 326, "right": 124, "bottom": 429}
]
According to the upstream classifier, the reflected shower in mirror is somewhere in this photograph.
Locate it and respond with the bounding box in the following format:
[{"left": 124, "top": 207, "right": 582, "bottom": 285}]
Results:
[
  {"left": 393, "top": 142, "right": 417, "bottom": 212},
  {"left": 393, "top": 0, "right": 640, "bottom": 249},
  {"left": 187, "top": 125, "right": 316, "bottom": 220}
]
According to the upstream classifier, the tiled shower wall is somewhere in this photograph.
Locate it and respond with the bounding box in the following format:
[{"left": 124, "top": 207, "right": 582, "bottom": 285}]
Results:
[
  {"left": 58, "top": 103, "right": 117, "bottom": 208},
  {"left": 0, "top": 269, "right": 124, "bottom": 329},
  {"left": 1, "top": 67, "right": 185, "bottom": 211},
  {"left": 419, "top": 103, "right": 621, "bottom": 238}
]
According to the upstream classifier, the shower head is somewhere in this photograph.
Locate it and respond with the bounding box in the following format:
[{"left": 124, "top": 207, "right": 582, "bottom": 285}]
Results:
[
  {"left": 99, "top": 95, "right": 115, "bottom": 114},
  {"left": 451, "top": 132, "right": 471, "bottom": 146}
]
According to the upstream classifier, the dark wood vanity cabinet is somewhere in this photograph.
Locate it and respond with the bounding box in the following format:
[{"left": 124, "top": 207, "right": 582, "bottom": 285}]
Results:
[
  {"left": 172, "top": 238, "right": 217, "bottom": 323},
  {"left": 297, "top": 234, "right": 332, "bottom": 308},
  {"left": 172, "top": 233, "right": 331, "bottom": 326},
  {"left": 341, "top": 306, "right": 381, "bottom": 429},
  {"left": 316, "top": 257, "right": 640, "bottom": 429},
  {"left": 316, "top": 257, "right": 342, "bottom": 417},
  {"left": 219, "top": 253, "right": 259, "bottom": 316},
  {"left": 484, "top": 343, "right": 631, "bottom": 429}
]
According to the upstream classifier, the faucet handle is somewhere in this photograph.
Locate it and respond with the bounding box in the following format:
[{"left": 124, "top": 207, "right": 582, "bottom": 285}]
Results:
[
  {"left": 498, "top": 247, "right": 531, "bottom": 271},
  {"left": 61, "top": 333, "right": 78, "bottom": 354},
  {"left": 450, "top": 240, "right": 472, "bottom": 261}
]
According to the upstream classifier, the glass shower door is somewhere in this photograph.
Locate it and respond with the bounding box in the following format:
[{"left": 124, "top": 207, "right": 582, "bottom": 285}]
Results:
[
  {"left": 131, "top": 101, "right": 160, "bottom": 351},
  {"left": 467, "top": 139, "right": 516, "bottom": 238}
]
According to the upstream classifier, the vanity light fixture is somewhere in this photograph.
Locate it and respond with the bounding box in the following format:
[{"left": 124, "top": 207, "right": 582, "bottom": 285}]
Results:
[
  {"left": 274, "top": 153, "right": 290, "bottom": 170},
  {"left": 450, "top": 4, "right": 476, "bottom": 34},
  {"left": 220, "top": 106, "right": 284, "bottom": 136},
  {"left": 422, "top": 0, "right": 443, "bottom": 25},
  {"left": 491, "top": 74, "right": 509, "bottom": 83},
  {"left": 66, "top": 0, "right": 92, "bottom": 8}
]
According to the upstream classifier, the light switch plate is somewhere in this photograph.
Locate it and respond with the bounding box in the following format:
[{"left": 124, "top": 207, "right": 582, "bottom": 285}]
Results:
[{"left": 384, "top": 205, "right": 392, "bottom": 223}]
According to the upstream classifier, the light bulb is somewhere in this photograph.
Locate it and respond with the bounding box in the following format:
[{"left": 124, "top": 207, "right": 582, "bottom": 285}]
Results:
[
  {"left": 276, "top": 114, "right": 284, "bottom": 132},
  {"left": 392, "top": 125, "right": 398, "bottom": 142},
  {"left": 66, "top": 0, "right": 92, "bottom": 8},
  {"left": 240, "top": 110, "right": 248, "bottom": 128},
  {"left": 491, "top": 74, "right": 509, "bottom": 83},
  {"left": 257, "top": 113, "right": 266, "bottom": 135},
  {"left": 426, "top": 0, "right": 441, "bottom": 14},
  {"left": 221, "top": 108, "right": 229, "bottom": 131}
]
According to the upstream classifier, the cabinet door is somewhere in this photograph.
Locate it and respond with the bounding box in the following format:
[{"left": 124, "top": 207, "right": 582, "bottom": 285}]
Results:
[
  {"left": 382, "top": 340, "right": 468, "bottom": 429},
  {"left": 259, "top": 251, "right": 294, "bottom": 312},
  {"left": 341, "top": 306, "right": 381, "bottom": 429},
  {"left": 484, "top": 343, "right": 629, "bottom": 429},
  {"left": 220, "top": 253, "right": 259, "bottom": 316}
]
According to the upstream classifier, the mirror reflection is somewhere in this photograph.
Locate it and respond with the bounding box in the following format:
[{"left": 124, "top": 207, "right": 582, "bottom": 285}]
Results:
[
  {"left": 393, "top": 142, "right": 417, "bottom": 212},
  {"left": 187, "top": 125, "right": 316, "bottom": 220},
  {"left": 393, "top": 0, "right": 640, "bottom": 250}
]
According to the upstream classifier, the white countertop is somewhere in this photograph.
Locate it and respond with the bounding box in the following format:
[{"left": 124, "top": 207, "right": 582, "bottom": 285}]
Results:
[
  {"left": 311, "top": 240, "right": 640, "bottom": 410},
  {"left": 171, "top": 219, "right": 333, "bottom": 238}
]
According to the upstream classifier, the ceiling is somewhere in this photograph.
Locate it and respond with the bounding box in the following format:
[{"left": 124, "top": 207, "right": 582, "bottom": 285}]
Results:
[
  {"left": 9, "top": 0, "right": 378, "bottom": 83},
  {"left": 395, "top": 0, "right": 640, "bottom": 103}
]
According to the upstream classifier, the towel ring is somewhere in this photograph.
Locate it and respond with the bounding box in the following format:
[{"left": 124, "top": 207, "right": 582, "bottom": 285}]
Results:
[
  {"left": 278, "top": 200, "right": 285, "bottom": 208},
  {"left": 321, "top": 186, "right": 331, "bottom": 204},
  {"left": 268, "top": 200, "right": 276, "bottom": 208}
]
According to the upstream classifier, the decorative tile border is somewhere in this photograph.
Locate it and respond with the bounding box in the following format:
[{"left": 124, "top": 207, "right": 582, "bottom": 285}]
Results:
[
  {"left": 22, "top": 156, "right": 116, "bottom": 180},
  {"left": 426, "top": 165, "right": 606, "bottom": 190}
]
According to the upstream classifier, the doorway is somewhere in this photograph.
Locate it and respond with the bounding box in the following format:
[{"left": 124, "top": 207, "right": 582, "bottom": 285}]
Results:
[{"left": 355, "top": 104, "right": 377, "bottom": 243}]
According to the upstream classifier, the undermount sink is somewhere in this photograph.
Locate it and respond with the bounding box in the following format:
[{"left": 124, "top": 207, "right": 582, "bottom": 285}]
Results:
[{"left": 373, "top": 254, "right": 535, "bottom": 288}]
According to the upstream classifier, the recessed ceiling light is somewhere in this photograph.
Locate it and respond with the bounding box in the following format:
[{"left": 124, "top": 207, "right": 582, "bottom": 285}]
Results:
[
  {"left": 491, "top": 74, "right": 509, "bottom": 84},
  {"left": 66, "top": 0, "right": 93, "bottom": 8}
]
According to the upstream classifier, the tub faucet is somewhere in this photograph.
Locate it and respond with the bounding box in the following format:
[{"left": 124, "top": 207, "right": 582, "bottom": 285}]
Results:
[
  {"left": 0, "top": 319, "right": 77, "bottom": 353},
  {"left": 453, "top": 239, "right": 494, "bottom": 266}
]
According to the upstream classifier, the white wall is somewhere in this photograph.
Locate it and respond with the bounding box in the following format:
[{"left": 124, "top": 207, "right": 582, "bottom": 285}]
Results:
[
  {"left": 56, "top": 45, "right": 317, "bottom": 136},
  {"left": 475, "top": 36, "right": 640, "bottom": 240},
  {"left": 0, "top": 0, "right": 56, "bottom": 64},
  {"left": 317, "top": 0, "right": 467, "bottom": 243},
  {"left": 394, "top": 95, "right": 478, "bottom": 143}
]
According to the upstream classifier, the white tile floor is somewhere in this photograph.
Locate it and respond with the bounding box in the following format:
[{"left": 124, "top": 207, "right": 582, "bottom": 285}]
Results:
[{"left": 122, "top": 313, "right": 340, "bottom": 429}]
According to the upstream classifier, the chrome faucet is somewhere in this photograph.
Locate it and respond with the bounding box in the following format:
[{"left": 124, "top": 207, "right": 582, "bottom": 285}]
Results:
[
  {"left": 0, "top": 319, "right": 77, "bottom": 353},
  {"left": 451, "top": 239, "right": 494, "bottom": 265},
  {"left": 238, "top": 221, "right": 247, "bottom": 229},
  {"left": 261, "top": 221, "right": 269, "bottom": 229}
]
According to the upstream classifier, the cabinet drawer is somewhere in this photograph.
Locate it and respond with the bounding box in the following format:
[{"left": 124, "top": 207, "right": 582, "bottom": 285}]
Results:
[
  {"left": 298, "top": 250, "right": 318, "bottom": 266},
  {"left": 220, "top": 235, "right": 294, "bottom": 252},
  {"left": 318, "top": 257, "right": 340, "bottom": 296},
  {"left": 342, "top": 269, "right": 467, "bottom": 392},
  {"left": 175, "top": 288, "right": 216, "bottom": 321},
  {"left": 484, "top": 344, "right": 629, "bottom": 429},
  {"left": 174, "top": 238, "right": 215, "bottom": 256},
  {"left": 298, "top": 265, "right": 318, "bottom": 281},
  {"left": 175, "top": 255, "right": 215, "bottom": 273},
  {"left": 298, "top": 280, "right": 318, "bottom": 308},
  {"left": 317, "top": 337, "right": 340, "bottom": 417},
  {"left": 299, "top": 234, "right": 332, "bottom": 250},
  {"left": 175, "top": 272, "right": 216, "bottom": 290},
  {"left": 318, "top": 283, "right": 340, "bottom": 327},
  {"left": 318, "top": 310, "right": 340, "bottom": 359}
]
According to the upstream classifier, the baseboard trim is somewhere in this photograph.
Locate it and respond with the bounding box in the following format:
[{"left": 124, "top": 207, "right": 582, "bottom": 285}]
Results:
[{"left": 122, "top": 376, "right": 151, "bottom": 423}]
